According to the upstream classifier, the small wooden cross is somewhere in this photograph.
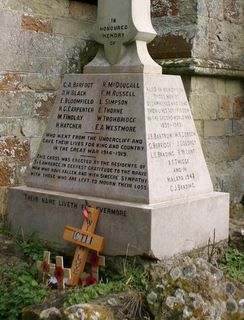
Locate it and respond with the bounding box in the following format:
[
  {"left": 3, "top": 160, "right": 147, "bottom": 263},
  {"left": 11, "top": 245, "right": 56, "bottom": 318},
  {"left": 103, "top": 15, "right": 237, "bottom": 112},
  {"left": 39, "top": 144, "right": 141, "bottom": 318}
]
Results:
[
  {"left": 80, "top": 252, "right": 106, "bottom": 283},
  {"left": 49, "top": 256, "right": 71, "bottom": 289},
  {"left": 63, "top": 207, "right": 104, "bottom": 286},
  {"left": 37, "top": 251, "right": 55, "bottom": 276},
  {"left": 88, "top": 252, "right": 106, "bottom": 282}
]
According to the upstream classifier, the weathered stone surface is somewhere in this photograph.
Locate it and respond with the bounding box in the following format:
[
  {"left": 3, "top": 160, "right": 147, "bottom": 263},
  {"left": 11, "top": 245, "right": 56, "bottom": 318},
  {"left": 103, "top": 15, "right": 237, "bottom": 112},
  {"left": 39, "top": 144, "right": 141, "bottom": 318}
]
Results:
[
  {"left": 0, "top": 72, "right": 23, "bottom": 91},
  {"left": 29, "top": 137, "right": 41, "bottom": 159},
  {"left": 23, "top": 73, "right": 61, "bottom": 91},
  {"left": 0, "top": 10, "right": 20, "bottom": 28},
  {"left": 194, "top": 120, "right": 203, "bottom": 137},
  {"left": 0, "top": 0, "right": 97, "bottom": 217},
  {"left": 185, "top": 75, "right": 244, "bottom": 201},
  {"left": 233, "top": 119, "right": 244, "bottom": 135},
  {"left": 69, "top": 2, "right": 97, "bottom": 21},
  {"left": 4, "top": 118, "right": 23, "bottom": 137},
  {"left": 151, "top": 0, "right": 179, "bottom": 17},
  {"left": 62, "top": 304, "right": 114, "bottom": 320},
  {"left": 149, "top": 35, "right": 192, "bottom": 59},
  {"left": 209, "top": 157, "right": 244, "bottom": 201},
  {"left": 190, "top": 76, "right": 225, "bottom": 94},
  {"left": 230, "top": 202, "right": 244, "bottom": 220},
  {"left": 0, "top": 91, "right": 22, "bottom": 117},
  {"left": 39, "top": 307, "right": 62, "bottom": 319},
  {"left": 0, "top": 53, "right": 27, "bottom": 73},
  {"left": 53, "top": 18, "right": 92, "bottom": 38},
  {"left": 228, "top": 136, "right": 244, "bottom": 160},
  {"left": 233, "top": 95, "right": 244, "bottom": 119},
  {"left": 218, "top": 95, "right": 234, "bottom": 119},
  {"left": 0, "top": 160, "right": 11, "bottom": 187},
  {"left": 204, "top": 120, "right": 232, "bottom": 137},
  {"left": 203, "top": 138, "right": 229, "bottom": 163},
  {"left": 0, "top": 187, "right": 8, "bottom": 216},
  {"left": 189, "top": 93, "right": 218, "bottom": 120},
  {"left": 152, "top": 0, "right": 244, "bottom": 71},
  {"left": 33, "top": 92, "right": 56, "bottom": 117},
  {"left": 3, "top": 0, "right": 70, "bottom": 17},
  {"left": 147, "top": 256, "right": 244, "bottom": 320},
  {"left": 21, "top": 14, "right": 53, "bottom": 33},
  {"left": 224, "top": 0, "right": 244, "bottom": 23},
  {"left": 21, "top": 118, "right": 47, "bottom": 139},
  {"left": 24, "top": 32, "right": 65, "bottom": 59},
  {"left": 0, "top": 29, "right": 25, "bottom": 56},
  {"left": 229, "top": 218, "right": 244, "bottom": 252},
  {"left": 0, "top": 137, "right": 30, "bottom": 188},
  {"left": 0, "top": 137, "right": 30, "bottom": 164}
]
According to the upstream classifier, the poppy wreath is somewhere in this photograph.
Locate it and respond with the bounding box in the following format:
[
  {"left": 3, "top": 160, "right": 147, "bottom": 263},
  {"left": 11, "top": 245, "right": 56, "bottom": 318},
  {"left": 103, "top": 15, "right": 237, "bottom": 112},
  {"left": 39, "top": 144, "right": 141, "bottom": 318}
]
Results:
[
  {"left": 54, "top": 266, "right": 64, "bottom": 283},
  {"left": 82, "top": 274, "right": 97, "bottom": 286},
  {"left": 41, "top": 261, "right": 50, "bottom": 273},
  {"left": 90, "top": 252, "right": 99, "bottom": 268}
]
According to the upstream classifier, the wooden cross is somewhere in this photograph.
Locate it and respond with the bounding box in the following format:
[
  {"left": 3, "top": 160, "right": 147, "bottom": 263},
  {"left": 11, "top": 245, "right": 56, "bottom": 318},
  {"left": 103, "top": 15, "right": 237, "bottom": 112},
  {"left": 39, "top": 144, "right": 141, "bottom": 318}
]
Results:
[
  {"left": 90, "top": 253, "right": 105, "bottom": 282},
  {"left": 37, "top": 251, "right": 55, "bottom": 276},
  {"left": 63, "top": 207, "right": 104, "bottom": 286},
  {"left": 82, "top": 252, "right": 106, "bottom": 283},
  {"left": 49, "top": 256, "right": 71, "bottom": 288},
  {"left": 37, "top": 252, "right": 72, "bottom": 288}
]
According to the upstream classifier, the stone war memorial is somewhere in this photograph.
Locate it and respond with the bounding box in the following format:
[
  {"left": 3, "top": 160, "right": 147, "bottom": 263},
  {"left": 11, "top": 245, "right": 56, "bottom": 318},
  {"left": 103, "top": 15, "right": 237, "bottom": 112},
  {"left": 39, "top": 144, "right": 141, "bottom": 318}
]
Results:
[{"left": 8, "top": 0, "right": 229, "bottom": 259}]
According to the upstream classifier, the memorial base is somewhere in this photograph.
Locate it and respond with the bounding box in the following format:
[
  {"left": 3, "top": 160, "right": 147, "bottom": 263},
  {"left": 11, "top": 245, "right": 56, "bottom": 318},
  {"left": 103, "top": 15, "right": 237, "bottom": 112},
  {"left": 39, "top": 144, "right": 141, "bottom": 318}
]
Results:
[{"left": 8, "top": 186, "right": 229, "bottom": 258}]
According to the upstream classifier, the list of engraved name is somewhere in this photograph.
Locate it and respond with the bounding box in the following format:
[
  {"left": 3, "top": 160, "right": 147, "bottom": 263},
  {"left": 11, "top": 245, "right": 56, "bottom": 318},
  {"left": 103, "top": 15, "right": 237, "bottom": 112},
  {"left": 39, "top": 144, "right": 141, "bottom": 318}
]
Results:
[{"left": 31, "top": 78, "right": 147, "bottom": 192}]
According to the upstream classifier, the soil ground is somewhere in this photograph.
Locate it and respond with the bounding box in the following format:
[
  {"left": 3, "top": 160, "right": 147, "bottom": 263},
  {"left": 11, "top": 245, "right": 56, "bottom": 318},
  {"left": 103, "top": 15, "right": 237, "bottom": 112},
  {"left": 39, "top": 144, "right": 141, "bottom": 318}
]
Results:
[{"left": 0, "top": 233, "right": 24, "bottom": 268}]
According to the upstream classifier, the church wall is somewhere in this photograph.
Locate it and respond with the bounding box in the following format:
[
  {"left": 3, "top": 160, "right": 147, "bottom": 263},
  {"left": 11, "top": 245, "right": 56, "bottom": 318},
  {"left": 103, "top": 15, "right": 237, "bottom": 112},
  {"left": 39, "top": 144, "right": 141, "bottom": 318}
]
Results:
[
  {"left": 150, "top": 0, "right": 244, "bottom": 203},
  {"left": 0, "top": 0, "right": 97, "bottom": 216}
]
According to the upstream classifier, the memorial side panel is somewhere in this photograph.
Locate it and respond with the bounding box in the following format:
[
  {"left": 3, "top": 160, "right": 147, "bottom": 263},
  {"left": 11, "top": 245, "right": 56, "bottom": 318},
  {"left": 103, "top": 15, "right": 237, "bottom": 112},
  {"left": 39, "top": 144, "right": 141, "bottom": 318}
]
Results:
[
  {"left": 145, "top": 74, "right": 213, "bottom": 203},
  {"left": 25, "top": 74, "right": 149, "bottom": 203}
]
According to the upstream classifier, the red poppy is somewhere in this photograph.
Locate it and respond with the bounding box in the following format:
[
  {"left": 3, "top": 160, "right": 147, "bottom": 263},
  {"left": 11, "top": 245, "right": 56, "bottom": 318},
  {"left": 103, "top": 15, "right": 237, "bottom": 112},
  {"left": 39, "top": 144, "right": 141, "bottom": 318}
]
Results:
[
  {"left": 83, "top": 208, "right": 89, "bottom": 219},
  {"left": 90, "top": 253, "right": 99, "bottom": 268},
  {"left": 41, "top": 261, "right": 50, "bottom": 273},
  {"left": 54, "top": 266, "right": 64, "bottom": 283},
  {"left": 82, "top": 274, "right": 97, "bottom": 286}
]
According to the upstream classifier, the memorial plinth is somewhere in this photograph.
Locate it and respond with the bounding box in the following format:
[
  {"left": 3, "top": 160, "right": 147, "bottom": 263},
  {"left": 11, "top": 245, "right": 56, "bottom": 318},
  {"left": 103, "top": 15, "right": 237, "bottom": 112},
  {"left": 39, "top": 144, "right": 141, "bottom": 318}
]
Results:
[{"left": 8, "top": 0, "right": 229, "bottom": 258}]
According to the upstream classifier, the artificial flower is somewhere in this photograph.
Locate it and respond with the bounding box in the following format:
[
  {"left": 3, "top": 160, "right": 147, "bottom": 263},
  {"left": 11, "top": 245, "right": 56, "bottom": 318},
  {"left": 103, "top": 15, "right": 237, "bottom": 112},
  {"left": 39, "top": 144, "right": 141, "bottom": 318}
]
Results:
[
  {"left": 83, "top": 208, "right": 89, "bottom": 219},
  {"left": 54, "top": 266, "right": 64, "bottom": 283},
  {"left": 90, "top": 252, "right": 99, "bottom": 268},
  {"left": 82, "top": 274, "right": 97, "bottom": 286},
  {"left": 41, "top": 261, "right": 50, "bottom": 273}
]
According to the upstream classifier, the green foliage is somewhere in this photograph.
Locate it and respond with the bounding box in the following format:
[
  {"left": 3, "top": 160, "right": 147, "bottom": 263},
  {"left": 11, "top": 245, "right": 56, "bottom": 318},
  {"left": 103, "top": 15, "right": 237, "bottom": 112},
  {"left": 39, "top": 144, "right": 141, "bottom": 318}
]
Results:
[
  {"left": 124, "top": 266, "right": 149, "bottom": 293},
  {"left": 0, "top": 217, "right": 10, "bottom": 236},
  {"left": 64, "top": 281, "right": 127, "bottom": 307},
  {"left": 17, "top": 233, "right": 46, "bottom": 262},
  {"left": 0, "top": 262, "right": 48, "bottom": 319},
  {"left": 0, "top": 229, "right": 150, "bottom": 318},
  {"left": 100, "top": 257, "right": 149, "bottom": 292},
  {"left": 99, "top": 265, "right": 124, "bottom": 283},
  {"left": 220, "top": 246, "right": 244, "bottom": 283},
  {"left": 64, "top": 258, "right": 149, "bottom": 309}
]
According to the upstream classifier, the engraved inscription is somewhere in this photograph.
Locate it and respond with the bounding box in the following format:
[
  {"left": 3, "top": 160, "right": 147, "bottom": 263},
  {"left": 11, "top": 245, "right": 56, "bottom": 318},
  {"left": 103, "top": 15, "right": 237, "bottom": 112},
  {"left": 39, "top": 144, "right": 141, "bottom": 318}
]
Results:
[
  {"left": 27, "top": 74, "right": 212, "bottom": 203},
  {"left": 145, "top": 83, "right": 199, "bottom": 194},
  {"left": 29, "top": 75, "right": 147, "bottom": 198}
]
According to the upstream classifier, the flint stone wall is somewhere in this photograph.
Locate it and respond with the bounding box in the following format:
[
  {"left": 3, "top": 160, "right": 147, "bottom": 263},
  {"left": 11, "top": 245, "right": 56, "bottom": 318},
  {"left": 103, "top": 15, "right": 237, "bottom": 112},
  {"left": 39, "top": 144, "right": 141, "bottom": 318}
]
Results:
[
  {"left": 150, "top": 0, "right": 244, "bottom": 202},
  {"left": 0, "top": 0, "right": 97, "bottom": 216},
  {"left": 0, "top": 0, "right": 243, "bottom": 216}
]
